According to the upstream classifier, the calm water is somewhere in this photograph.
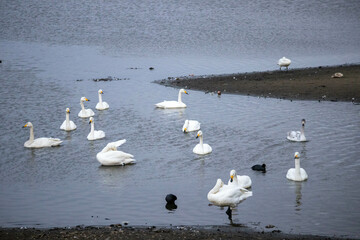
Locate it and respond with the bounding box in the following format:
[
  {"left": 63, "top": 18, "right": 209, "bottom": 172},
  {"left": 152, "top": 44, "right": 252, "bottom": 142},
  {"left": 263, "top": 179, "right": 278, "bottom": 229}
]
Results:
[{"left": 0, "top": 0, "right": 360, "bottom": 238}]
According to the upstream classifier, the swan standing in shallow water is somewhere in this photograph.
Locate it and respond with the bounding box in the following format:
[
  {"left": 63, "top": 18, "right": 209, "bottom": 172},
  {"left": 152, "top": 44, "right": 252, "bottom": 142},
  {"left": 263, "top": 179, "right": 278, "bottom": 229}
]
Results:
[
  {"left": 96, "top": 139, "right": 135, "bottom": 166},
  {"left": 207, "top": 178, "right": 253, "bottom": 207},
  {"left": 78, "top": 97, "right": 95, "bottom": 118},
  {"left": 87, "top": 117, "right": 105, "bottom": 140},
  {"left": 287, "top": 119, "right": 306, "bottom": 142},
  {"left": 278, "top": 57, "right": 291, "bottom": 70},
  {"left": 228, "top": 169, "right": 252, "bottom": 189},
  {"left": 60, "top": 108, "right": 77, "bottom": 131},
  {"left": 286, "top": 152, "right": 308, "bottom": 181},
  {"left": 23, "top": 122, "right": 62, "bottom": 148},
  {"left": 182, "top": 119, "right": 201, "bottom": 133},
  {"left": 155, "top": 89, "right": 188, "bottom": 109},
  {"left": 193, "top": 130, "right": 212, "bottom": 155},
  {"left": 95, "top": 89, "right": 109, "bottom": 110}
]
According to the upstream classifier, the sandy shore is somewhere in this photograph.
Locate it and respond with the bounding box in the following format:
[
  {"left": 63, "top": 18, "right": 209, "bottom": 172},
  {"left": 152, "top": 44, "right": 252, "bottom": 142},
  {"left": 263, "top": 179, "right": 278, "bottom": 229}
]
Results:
[
  {"left": 156, "top": 64, "right": 360, "bottom": 102},
  {"left": 0, "top": 225, "right": 354, "bottom": 240}
]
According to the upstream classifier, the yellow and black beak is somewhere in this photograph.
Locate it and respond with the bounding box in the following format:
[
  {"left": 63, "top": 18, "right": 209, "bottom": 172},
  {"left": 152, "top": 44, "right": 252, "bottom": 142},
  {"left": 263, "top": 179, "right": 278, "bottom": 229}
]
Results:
[
  {"left": 89, "top": 119, "right": 92, "bottom": 124},
  {"left": 230, "top": 175, "right": 234, "bottom": 182},
  {"left": 22, "top": 124, "right": 27, "bottom": 128},
  {"left": 183, "top": 128, "right": 187, "bottom": 133},
  {"left": 85, "top": 98, "right": 90, "bottom": 101},
  {"left": 196, "top": 133, "right": 199, "bottom": 139},
  {"left": 184, "top": 90, "right": 188, "bottom": 95}
]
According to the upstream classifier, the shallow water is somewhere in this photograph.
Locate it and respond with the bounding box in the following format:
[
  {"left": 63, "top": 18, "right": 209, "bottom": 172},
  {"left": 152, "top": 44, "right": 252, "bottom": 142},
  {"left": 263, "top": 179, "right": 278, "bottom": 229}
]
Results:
[{"left": 0, "top": 0, "right": 360, "bottom": 238}]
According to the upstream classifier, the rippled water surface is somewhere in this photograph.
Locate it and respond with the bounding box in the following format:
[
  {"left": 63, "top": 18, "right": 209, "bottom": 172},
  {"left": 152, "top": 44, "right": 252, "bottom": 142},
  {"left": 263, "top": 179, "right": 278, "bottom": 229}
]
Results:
[{"left": 0, "top": 0, "right": 360, "bottom": 238}]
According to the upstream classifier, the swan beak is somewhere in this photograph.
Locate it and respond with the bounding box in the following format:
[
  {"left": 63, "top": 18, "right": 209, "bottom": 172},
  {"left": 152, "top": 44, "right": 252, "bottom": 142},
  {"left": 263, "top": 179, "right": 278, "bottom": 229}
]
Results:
[
  {"left": 183, "top": 128, "right": 187, "bottom": 133},
  {"left": 23, "top": 124, "right": 27, "bottom": 128},
  {"left": 89, "top": 119, "right": 92, "bottom": 124},
  {"left": 230, "top": 175, "right": 234, "bottom": 182},
  {"left": 295, "top": 154, "right": 299, "bottom": 159},
  {"left": 100, "top": 90, "right": 104, "bottom": 94},
  {"left": 85, "top": 98, "right": 89, "bottom": 101},
  {"left": 196, "top": 134, "right": 199, "bottom": 139},
  {"left": 184, "top": 90, "right": 188, "bottom": 94}
]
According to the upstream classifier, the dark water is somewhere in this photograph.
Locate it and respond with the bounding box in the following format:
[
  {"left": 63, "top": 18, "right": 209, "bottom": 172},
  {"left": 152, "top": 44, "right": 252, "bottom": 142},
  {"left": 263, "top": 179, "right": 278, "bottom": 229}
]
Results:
[{"left": 0, "top": 0, "right": 360, "bottom": 238}]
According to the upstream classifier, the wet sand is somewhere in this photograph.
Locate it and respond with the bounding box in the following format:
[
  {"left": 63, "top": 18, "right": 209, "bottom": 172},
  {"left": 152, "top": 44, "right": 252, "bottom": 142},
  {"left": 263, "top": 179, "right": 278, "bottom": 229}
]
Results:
[
  {"left": 0, "top": 225, "right": 354, "bottom": 240},
  {"left": 156, "top": 64, "right": 360, "bottom": 102}
]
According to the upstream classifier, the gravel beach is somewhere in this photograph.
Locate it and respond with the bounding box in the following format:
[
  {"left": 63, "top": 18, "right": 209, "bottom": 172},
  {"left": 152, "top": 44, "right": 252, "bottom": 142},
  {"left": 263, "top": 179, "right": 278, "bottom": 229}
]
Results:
[{"left": 156, "top": 64, "right": 360, "bottom": 102}]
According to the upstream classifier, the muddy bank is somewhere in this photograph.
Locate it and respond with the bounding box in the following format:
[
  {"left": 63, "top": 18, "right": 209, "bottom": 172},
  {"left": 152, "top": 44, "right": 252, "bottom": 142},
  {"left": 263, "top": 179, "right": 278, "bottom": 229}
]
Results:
[
  {"left": 156, "top": 64, "right": 360, "bottom": 102},
  {"left": 0, "top": 225, "right": 353, "bottom": 240}
]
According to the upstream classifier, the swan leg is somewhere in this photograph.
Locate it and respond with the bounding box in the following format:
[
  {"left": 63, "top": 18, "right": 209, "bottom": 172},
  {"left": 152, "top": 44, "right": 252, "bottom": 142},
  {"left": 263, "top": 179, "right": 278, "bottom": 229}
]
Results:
[{"left": 226, "top": 206, "right": 232, "bottom": 220}]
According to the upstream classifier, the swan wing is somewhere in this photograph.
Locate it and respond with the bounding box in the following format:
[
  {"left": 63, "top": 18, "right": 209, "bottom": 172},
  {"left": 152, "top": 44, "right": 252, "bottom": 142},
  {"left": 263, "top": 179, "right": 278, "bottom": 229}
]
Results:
[
  {"left": 188, "top": 120, "right": 201, "bottom": 131},
  {"left": 27, "top": 137, "right": 62, "bottom": 148},
  {"left": 96, "top": 151, "right": 135, "bottom": 166},
  {"left": 60, "top": 120, "right": 66, "bottom": 130},
  {"left": 155, "top": 101, "right": 186, "bottom": 109}
]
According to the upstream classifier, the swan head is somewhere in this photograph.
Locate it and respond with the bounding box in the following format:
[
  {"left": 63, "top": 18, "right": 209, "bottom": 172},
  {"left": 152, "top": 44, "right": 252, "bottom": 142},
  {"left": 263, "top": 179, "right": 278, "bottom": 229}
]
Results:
[
  {"left": 23, "top": 122, "right": 33, "bottom": 128},
  {"left": 180, "top": 89, "right": 188, "bottom": 95},
  {"left": 294, "top": 152, "right": 300, "bottom": 159},
  {"left": 183, "top": 120, "right": 189, "bottom": 133},
  {"left": 66, "top": 108, "right": 70, "bottom": 113},
  {"left": 229, "top": 169, "right": 237, "bottom": 182},
  {"left": 301, "top": 119, "right": 306, "bottom": 126},
  {"left": 98, "top": 89, "right": 104, "bottom": 94},
  {"left": 196, "top": 130, "right": 203, "bottom": 139},
  {"left": 80, "top": 97, "right": 89, "bottom": 102},
  {"left": 89, "top": 117, "right": 94, "bottom": 124}
]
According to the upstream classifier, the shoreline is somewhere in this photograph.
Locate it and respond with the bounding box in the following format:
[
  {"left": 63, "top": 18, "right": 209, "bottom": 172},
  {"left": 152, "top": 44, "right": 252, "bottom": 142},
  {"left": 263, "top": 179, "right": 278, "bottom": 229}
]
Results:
[
  {"left": 155, "top": 64, "right": 360, "bottom": 102},
  {"left": 0, "top": 225, "right": 355, "bottom": 240}
]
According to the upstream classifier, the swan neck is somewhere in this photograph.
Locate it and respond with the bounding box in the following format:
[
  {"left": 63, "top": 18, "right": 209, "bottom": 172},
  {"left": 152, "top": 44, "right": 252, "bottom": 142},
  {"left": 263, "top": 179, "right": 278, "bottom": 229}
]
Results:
[
  {"left": 29, "top": 126, "right": 34, "bottom": 142},
  {"left": 178, "top": 91, "right": 183, "bottom": 103},
  {"left": 90, "top": 122, "right": 95, "bottom": 136},
  {"left": 199, "top": 135, "right": 204, "bottom": 146},
  {"left": 98, "top": 93, "right": 103, "bottom": 103},
  {"left": 295, "top": 158, "right": 301, "bottom": 175},
  {"left": 66, "top": 112, "right": 70, "bottom": 124},
  {"left": 80, "top": 101, "right": 85, "bottom": 112},
  {"left": 301, "top": 125, "right": 305, "bottom": 135}
]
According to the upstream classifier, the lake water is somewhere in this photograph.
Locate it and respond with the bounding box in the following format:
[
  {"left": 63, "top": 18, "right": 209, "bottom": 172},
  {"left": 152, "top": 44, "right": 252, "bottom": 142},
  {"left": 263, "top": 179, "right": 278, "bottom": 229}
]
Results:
[{"left": 0, "top": 0, "right": 360, "bottom": 238}]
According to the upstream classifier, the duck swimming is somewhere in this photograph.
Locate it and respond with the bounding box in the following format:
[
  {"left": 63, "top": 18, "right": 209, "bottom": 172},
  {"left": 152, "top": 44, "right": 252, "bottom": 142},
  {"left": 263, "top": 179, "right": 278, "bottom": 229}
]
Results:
[
  {"left": 155, "top": 89, "right": 188, "bottom": 109},
  {"left": 286, "top": 152, "right": 308, "bottom": 182},
  {"left": 78, "top": 97, "right": 95, "bottom": 118},
  {"left": 287, "top": 119, "right": 306, "bottom": 142},
  {"left": 228, "top": 169, "right": 252, "bottom": 188},
  {"left": 87, "top": 117, "right": 105, "bottom": 140},
  {"left": 96, "top": 139, "right": 135, "bottom": 166},
  {"left": 193, "top": 130, "right": 212, "bottom": 155},
  {"left": 23, "top": 122, "right": 62, "bottom": 148},
  {"left": 182, "top": 119, "right": 201, "bottom": 133},
  {"left": 60, "top": 108, "right": 77, "bottom": 131},
  {"left": 95, "top": 89, "right": 109, "bottom": 110}
]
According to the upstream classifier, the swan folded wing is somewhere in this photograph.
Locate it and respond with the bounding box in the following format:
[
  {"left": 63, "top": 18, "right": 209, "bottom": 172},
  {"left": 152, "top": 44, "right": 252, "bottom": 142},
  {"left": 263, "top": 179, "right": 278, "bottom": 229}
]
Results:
[
  {"left": 97, "top": 151, "right": 135, "bottom": 166},
  {"left": 27, "top": 137, "right": 62, "bottom": 148},
  {"left": 155, "top": 101, "right": 186, "bottom": 109},
  {"left": 287, "top": 131, "right": 300, "bottom": 140}
]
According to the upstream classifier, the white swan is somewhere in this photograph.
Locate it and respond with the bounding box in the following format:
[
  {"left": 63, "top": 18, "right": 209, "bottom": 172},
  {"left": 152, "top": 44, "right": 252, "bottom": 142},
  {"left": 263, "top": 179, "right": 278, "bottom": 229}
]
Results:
[
  {"left": 60, "top": 108, "right": 77, "bottom": 131},
  {"left": 95, "top": 89, "right": 109, "bottom": 110},
  {"left": 87, "top": 117, "right": 105, "bottom": 140},
  {"left": 96, "top": 139, "right": 136, "bottom": 166},
  {"left": 278, "top": 57, "right": 291, "bottom": 70},
  {"left": 286, "top": 152, "right": 308, "bottom": 181},
  {"left": 228, "top": 169, "right": 252, "bottom": 189},
  {"left": 207, "top": 179, "right": 253, "bottom": 207},
  {"left": 78, "top": 97, "right": 95, "bottom": 118},
  {"left": 155, "top": 89, "right": 188, "bottom": 109},
  {"left": 23, "top": 122, "right": 62, "bottom": 148},
  {"left": 287, "top": 119, "right": 306, "bottom": 142},
  {"left": 182, "top": 119, "right": 201, "bottom": 133},
  {"left": 193, "top": 130, "right": 212, "bottom": 155}
]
